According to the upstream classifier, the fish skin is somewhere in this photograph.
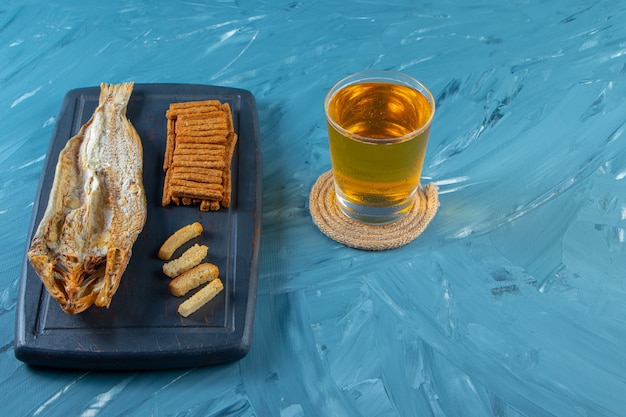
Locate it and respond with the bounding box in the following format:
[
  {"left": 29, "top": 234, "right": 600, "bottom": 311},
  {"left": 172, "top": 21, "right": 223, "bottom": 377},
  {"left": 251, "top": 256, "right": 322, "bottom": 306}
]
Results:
[{"left": 28, "top": 82, "right": 147, "bottom": 314}]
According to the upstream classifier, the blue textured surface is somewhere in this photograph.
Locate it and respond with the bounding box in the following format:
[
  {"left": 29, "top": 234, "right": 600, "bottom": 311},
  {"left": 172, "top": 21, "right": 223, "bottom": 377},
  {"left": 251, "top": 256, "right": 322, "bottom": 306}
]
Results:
[{"left": 1, "top": 0, "right": 625, "bottom": 415}]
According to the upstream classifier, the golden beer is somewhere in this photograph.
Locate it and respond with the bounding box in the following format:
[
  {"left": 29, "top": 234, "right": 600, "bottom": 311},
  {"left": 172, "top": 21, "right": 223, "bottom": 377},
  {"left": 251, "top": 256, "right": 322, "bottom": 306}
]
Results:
[{"left": 325, "top": 71, "right": 435, "bottom": 224}]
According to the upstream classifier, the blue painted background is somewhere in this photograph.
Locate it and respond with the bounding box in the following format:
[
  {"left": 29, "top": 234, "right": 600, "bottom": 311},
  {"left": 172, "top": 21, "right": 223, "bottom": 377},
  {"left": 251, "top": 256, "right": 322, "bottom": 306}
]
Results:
[{"left": 1, "top": 0, "right": 625, "bottom": 415}]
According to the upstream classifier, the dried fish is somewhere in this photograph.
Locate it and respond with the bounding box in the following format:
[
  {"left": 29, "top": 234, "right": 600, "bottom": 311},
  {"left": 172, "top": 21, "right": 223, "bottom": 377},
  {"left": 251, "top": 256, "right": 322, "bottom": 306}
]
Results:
[{"left": 28, "top": 82, "right": 147, "bottom": 314}]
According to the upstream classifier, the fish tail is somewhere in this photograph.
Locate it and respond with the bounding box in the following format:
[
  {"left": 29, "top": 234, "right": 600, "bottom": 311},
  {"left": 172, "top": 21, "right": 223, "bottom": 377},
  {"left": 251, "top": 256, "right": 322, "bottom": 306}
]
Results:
[{"left": 99, "top": 82, "right": 134, "bottom": 106}]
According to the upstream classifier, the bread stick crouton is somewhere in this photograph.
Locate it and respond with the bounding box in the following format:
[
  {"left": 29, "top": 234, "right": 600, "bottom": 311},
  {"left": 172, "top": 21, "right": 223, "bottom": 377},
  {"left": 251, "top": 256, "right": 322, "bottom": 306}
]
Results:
[
  {"left": 178, "top": 279, "right": 224, "bottom": 317},
  {"left": 169, "top": 262, "right": 219, "bottom": 297},
  {"left": 162, "top": 243, "right": 208, "bottom": 278},
  {"left": 158, "top": 222, "right": 203, "bottom": 260}
]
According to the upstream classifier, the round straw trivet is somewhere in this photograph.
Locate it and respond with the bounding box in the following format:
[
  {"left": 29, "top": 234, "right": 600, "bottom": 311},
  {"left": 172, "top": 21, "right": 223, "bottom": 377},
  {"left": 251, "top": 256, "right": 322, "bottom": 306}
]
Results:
[{"left": 309, "top": 170, "right": 439, "bottom": 251}]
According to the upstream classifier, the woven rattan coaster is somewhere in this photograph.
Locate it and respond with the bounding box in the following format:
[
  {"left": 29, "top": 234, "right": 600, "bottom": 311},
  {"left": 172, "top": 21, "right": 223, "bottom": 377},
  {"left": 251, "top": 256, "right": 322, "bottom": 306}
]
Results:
[{"left": 309, "top": 170, "right": 439, "bottom": 250}]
